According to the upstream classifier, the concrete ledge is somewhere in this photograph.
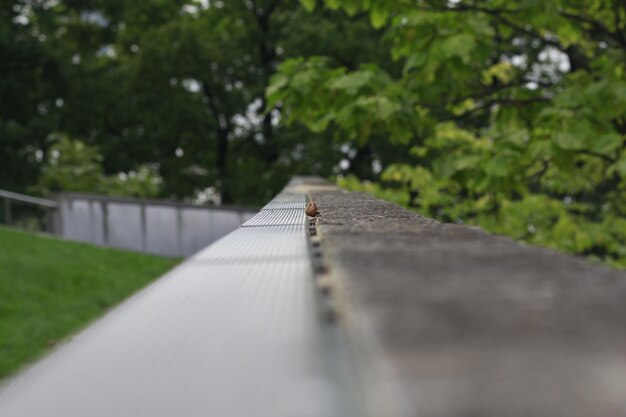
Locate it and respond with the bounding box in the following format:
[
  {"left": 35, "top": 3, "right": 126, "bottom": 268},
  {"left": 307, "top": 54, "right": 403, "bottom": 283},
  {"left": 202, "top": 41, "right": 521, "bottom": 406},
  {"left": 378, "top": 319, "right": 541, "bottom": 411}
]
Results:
[{"left": 297, "top": 177, "right": 626, "bottom": 417}]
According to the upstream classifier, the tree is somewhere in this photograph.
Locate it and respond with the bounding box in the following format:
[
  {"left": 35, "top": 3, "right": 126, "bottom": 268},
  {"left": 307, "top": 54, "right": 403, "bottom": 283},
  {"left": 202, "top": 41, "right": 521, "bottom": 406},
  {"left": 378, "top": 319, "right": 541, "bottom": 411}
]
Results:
[
  {"left": 33, "top": 134, "right": 162, "bottom": 198},
  {"left": 0, "top": 0, "right": 65, "bottom": 193},
  {"left": 120, "top": 0, "right": 390, "bottom": 203},
  {"left": 0, "top": 0, "right": 389, "bottom": 205},
  {"left": 269, "top": 0, "right": 626, "bottom": 267}
]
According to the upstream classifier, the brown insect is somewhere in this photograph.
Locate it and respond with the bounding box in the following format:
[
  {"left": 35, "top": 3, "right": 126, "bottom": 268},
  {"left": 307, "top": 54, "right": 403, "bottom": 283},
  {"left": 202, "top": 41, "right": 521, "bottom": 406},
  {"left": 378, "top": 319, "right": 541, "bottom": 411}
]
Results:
[{"left": 305, "top": 201, "right": 319, "bottom": 217}]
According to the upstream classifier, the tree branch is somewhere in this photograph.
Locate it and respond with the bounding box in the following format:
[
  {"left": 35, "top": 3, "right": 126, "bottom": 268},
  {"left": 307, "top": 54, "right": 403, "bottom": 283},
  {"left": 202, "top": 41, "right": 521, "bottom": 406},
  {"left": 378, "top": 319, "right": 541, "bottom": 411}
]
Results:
[
  {"left": 417, "top": 2, "right": 568, "bottom": 52},
  {"left": 440, "top": 79, "right": 553, "bottom": 108},
  {"left": 559, "top": 10, "right": 626, "bottom": 49},
  {"left": 441, "top": 96, "right": 551, "bottom": 121},
  {"left": 575, "top": 150, "right": 617, "bottom": 163}
]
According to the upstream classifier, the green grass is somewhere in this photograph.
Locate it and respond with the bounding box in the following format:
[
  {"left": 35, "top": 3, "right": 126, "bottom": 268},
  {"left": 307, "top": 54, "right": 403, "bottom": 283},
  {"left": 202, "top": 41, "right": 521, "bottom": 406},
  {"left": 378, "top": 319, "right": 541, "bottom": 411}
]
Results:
[{"left": 0, "top": 226, "right": 179, "bottom": 379}]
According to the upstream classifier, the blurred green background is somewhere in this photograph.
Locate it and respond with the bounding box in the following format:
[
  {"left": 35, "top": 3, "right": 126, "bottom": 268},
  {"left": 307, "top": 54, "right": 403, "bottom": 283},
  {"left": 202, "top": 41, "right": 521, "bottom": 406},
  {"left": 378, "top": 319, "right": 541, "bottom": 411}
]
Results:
[{"left": 2, "top": 0, "right": 626, "bottom": 266}]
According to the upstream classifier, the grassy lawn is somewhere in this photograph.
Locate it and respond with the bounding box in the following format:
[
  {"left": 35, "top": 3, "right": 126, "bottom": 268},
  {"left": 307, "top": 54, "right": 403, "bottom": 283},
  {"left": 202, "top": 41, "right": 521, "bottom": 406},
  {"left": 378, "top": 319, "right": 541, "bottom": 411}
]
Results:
[{"left": 0, "top": 226, "right": 179, "bottom": 379}]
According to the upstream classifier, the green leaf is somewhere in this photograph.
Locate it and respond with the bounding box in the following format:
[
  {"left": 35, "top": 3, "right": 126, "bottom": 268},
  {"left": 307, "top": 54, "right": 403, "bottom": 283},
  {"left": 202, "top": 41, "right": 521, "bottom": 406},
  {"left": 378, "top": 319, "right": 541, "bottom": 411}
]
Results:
[
  {"left": 290, "top": 71, "right": 317, "bottom": 93},
  {"left": 481, "top": 61, "right": 515, "bottom": 86},
  {"left": 375, "top": 96, "right": 397, "bottom": 119},
  {"left": 454, "top": 155, "right": 482, "bottom": 170},
  {"left": 610, "top": 158, "right": 626, "bottom": 177},
  {"left": 266, "top": 73, "right": 289, "bottom": 99},
  {"left": 328, "top": 71, "right": 374, "bottom": 94},
  {"left": 554, "top": 132, "right": 586, "bottom": 150},
  {"left": 441, "top": 33, "right": 475, "bottom": 64},
  {"left": 484, "top": 155, "right": 513, "bottom": 177},
  {"left": 300, "top": 0, "right": 316, "bottom": 12},
  {"left": 403, "top": 53, "right": 427, "bottom": 74},
  {"left": 370, "top": 5, "right": 389, "bottom": 29},
  {"left": 590, "top": 133, "right": 623, "bottom": 154}
]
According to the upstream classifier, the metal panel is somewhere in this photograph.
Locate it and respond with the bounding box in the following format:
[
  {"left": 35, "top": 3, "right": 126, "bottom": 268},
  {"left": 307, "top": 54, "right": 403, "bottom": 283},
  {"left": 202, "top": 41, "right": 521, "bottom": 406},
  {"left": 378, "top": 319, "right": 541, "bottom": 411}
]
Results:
[
  {"left": 59, "top": 192, "right": 256, "bottom": 212},
  {"left": 0, "top": 188, "right": 357, "bottom": 416},
  {"left": 191, "top": 226, "right": 308, "bottom": 263},
  {"left": 0, "top": 261, "right": 351, "bottom": 417},
  {"left": 266, "top": 192, "right": 306, "bottom": 203},
  {"left": 179, "top": 207, "right": 213, "bottom": 256},
  {"left": 88, "top": 201, "right": 105, "bottom": 245},
  {"left": 211, "top": 210, "right": 245, "bottom": 240},
  {"left": 145, "top": 206, "right": 179, "bottom": 256},
  {"left": 239, "top": 211, "right": 257, "bottom": 224},
  {"left": 64, "top": 200, "right": 92, "bottom": 242},
  {"left": 56, "top": 195, "right": 257, "bottom": 257},
  {"left": 106, "top": 203, "right": 143, "bottom": 252},
  {"left": 262, "top": 201, "right": 307, "bottom": 210},
  {"left": 242, "top": 209, "right": 306, "bottom": 227}
]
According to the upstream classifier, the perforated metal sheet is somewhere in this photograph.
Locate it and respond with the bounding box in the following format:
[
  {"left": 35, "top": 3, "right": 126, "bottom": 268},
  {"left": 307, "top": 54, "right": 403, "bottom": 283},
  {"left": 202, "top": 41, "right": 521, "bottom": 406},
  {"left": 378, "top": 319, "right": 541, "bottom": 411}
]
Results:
[
  {"left": 267, "top": 192, "right": 305, "bottom": 203},
  {"left": 0, "top": 189, "right": 356, "bottom": 417},
  {"left": 192, "top": 226, "right": 308, "bottom": 263},
  {"left": 0, "top": 261, "right": 348, "bottom": 417},
  {"left": 242, "top": 209, "right": 306, "bottom": 227},
  {"left": 262, "top": 201, "right": 307, "bottom": 210}
]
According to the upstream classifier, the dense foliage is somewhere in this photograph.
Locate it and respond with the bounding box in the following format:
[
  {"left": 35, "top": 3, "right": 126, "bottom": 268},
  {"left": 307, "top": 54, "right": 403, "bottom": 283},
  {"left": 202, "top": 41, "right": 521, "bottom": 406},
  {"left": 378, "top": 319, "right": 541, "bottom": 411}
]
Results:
[
  {"left": 33, "top": 134, "right": 162, "bottom": 198},
  {"left": 1, "top": 0, "right": 386, "bottom": 204},
  {"left": 3, "top": 0, "right": 626, "bottom": 266},
  {"left": 269, "top": 0, "right": 626, "bottom": 267}
]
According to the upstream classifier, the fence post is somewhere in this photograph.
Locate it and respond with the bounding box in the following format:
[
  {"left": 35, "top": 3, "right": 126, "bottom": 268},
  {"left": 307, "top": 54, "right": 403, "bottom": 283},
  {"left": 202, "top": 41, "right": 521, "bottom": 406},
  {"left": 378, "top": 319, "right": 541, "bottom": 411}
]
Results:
[
  {"left": 140, "top": 203, "right": 147, "bottom": 252},
  {"left": 50, "top": 207, "right": 61, "bottom": 235},
  {"left": 176, "top": 206, "right": 183, "bottom": 257},
  {"left": 101, "top": 201, "right": 109, "bottom": 246},
  {"left": 4, "top": 198, "right": 11, "bottom": 225}
]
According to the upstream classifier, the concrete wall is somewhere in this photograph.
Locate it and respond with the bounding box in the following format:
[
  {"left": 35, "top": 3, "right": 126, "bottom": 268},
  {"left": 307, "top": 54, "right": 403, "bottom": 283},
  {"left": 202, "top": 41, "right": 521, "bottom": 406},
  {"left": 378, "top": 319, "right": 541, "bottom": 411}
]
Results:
[
  {"left": 56, "top": 193, "right": 256, "bottom": 257},
  {"left": 299, "top": 178, "right": 626, "bottom": 417}
]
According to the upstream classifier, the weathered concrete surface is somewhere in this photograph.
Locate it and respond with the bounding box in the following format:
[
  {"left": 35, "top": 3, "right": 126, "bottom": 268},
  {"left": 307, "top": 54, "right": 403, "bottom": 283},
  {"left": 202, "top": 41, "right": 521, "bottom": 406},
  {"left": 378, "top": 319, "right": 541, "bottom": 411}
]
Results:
[{"left": 299, "top": 179, "right": 626, "bottom": 417}]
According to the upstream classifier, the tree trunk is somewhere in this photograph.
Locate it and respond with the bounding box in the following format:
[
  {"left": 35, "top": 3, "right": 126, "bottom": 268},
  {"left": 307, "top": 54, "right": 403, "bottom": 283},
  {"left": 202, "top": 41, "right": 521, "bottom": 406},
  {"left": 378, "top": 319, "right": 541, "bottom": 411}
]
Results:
[
  {"left": 253, "top": 3, "right": 278, "bottom": 162},
  {"left": 351, "top": 145, "right": 374, "bottom": 180},
  {"left": 216, "top": 120, "right": 231, "bottom": 204},
  {"left": 202, "top": 82, "right": 232, "bottom": 204}
]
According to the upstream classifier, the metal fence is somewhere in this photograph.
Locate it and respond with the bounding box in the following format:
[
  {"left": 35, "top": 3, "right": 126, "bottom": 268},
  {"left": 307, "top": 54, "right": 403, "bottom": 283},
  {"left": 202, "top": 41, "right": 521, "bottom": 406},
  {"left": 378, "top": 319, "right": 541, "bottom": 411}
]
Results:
[
  {"left": 0, "top": 189, "right": 257, "bottom": 258},
  {"left": 0, "top": 189, "right": 59, "bottom": 233}
]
